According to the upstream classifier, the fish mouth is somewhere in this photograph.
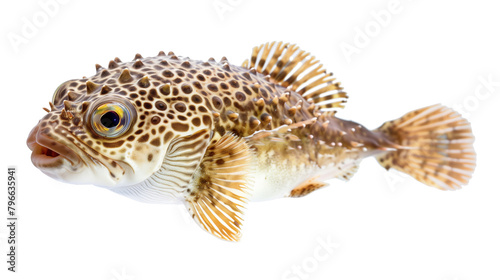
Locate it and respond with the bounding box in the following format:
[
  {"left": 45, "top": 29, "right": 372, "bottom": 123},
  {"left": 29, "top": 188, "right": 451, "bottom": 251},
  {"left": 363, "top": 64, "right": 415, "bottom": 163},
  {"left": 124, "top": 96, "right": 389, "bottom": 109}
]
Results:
[
  {"left": 27, "top": 124, "right": 131, "bottom": 187},
  {"left": 27, "top": 126, "right": 81, "bottom": 169}
]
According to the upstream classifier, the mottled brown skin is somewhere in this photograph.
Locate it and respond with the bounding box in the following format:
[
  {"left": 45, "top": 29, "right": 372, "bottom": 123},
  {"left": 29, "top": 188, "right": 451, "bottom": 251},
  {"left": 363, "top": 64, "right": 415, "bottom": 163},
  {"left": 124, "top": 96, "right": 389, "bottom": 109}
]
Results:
[
  {"left": 46, "top": 52, "right": 388, "bottom": 182},
  {"left": 29, "top": 43, "right": 476, "bottom": 241}
]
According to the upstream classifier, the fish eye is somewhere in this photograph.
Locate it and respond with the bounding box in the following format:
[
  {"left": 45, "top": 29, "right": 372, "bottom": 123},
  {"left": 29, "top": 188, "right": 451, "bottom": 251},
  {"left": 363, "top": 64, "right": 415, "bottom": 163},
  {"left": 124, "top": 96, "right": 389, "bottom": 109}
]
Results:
[
  {"left": 91, "top": 102, "right": 132, "bottom": 138},
  {"left": 101, "top": 111, "right": 120, "bottom": 128}
]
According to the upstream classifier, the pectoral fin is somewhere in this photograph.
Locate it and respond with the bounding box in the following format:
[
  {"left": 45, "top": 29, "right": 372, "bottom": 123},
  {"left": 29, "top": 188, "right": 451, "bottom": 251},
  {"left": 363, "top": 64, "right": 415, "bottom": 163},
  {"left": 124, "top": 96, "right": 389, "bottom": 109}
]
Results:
[{"left": 184, "top": 134, "right": 253, "bottom": 241}]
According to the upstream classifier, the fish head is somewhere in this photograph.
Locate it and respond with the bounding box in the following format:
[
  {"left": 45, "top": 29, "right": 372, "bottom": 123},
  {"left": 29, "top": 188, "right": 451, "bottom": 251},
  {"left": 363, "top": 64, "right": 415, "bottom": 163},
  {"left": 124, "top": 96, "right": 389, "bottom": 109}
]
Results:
[{"left": 27, "top": 61, "right": 206, "bottom": 188}]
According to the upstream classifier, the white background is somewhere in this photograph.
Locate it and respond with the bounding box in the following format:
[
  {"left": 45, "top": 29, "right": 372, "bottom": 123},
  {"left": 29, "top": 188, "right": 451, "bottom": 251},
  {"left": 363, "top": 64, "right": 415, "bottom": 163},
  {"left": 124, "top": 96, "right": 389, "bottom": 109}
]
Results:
[{"left": 1, "top": 0, "right": 499, "bottom": 279}]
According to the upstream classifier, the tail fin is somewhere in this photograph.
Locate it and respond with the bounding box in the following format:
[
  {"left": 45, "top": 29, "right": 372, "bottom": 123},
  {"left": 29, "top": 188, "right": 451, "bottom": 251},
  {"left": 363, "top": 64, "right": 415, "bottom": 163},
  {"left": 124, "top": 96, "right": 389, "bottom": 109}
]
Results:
[{"left": 375, "top": 104, "right": 476, "bottom": 190}]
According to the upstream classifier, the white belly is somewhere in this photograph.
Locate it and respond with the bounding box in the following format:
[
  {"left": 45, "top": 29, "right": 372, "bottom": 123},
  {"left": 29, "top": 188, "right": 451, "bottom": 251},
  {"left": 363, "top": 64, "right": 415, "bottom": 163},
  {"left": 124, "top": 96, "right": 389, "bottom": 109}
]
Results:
[
  {"left": 249, "top": 150, "right": 322, "bottom": 201},
  {"left": 248, "top": 151, "right": 366, "bottom": 201}
]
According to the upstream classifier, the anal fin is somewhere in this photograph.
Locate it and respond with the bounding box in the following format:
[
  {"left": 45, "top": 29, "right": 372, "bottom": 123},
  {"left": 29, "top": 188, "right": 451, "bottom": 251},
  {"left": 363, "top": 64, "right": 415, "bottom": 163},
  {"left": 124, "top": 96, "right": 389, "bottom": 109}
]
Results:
[
  {"left": 289, "top": 176, "right": 328, "bottom": 198},
  {"left": 184, "top": 134, "right": 253, "bottom": 241}
]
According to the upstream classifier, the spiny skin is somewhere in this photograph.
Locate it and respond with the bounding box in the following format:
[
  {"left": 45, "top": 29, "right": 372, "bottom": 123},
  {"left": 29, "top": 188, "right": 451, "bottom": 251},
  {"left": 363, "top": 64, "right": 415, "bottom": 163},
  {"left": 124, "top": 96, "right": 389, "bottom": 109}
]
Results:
[
  {"left": 27, "top": 43, "right": 476, "bottom": 241},
  {"left": 39, "top": 52, "right": 388, "bottom": 186},
  {"left": 52, "top": 54, "right": 380, "bottom": 144}
]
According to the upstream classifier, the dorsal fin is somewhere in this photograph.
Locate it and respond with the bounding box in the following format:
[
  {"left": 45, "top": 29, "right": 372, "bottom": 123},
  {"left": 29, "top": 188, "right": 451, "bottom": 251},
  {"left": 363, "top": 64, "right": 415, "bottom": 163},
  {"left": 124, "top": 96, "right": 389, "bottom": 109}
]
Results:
[{"left": 242, "top": 41, "right": 348, "bottom": 112}]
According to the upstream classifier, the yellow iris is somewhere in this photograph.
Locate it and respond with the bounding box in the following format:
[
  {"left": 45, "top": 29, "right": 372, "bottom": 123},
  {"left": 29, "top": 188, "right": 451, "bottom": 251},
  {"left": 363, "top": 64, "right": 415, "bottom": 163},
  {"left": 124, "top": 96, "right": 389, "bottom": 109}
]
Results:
[{"left": 91, "top": 103, "right": 131, "bottom": 138}]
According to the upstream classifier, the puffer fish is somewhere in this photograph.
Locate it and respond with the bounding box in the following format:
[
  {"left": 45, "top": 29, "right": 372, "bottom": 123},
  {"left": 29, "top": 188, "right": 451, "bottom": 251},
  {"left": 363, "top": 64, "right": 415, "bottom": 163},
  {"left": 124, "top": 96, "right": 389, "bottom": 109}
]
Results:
[{"left": 27, "top": 42, "right": 476, "bottom": 241}]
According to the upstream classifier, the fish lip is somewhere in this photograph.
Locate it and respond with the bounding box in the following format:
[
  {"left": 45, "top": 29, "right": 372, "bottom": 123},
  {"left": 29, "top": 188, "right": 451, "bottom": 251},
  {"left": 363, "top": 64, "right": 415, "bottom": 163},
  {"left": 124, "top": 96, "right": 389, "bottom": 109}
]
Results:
[{"left": 27, "top": 125, "right": 81, "bottom": 169}]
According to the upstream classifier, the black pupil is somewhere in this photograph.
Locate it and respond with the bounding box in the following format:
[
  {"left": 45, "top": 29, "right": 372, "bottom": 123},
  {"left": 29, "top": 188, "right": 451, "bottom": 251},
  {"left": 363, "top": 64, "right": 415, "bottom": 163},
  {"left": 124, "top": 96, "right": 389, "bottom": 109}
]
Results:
[{"left": 101, "top": 111, "right": 120, "bottom": 128}]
